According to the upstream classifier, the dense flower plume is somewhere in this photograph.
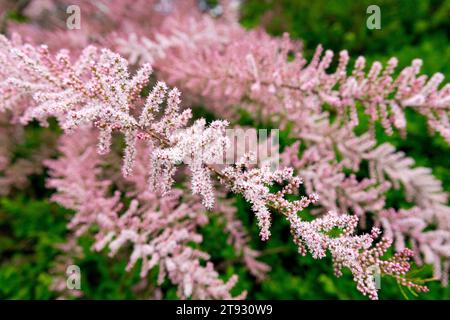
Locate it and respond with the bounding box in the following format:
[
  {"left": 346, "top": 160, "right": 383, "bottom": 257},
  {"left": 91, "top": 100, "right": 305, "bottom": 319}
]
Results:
[
  {"left": 0, "top": 0, "right": 448, "bottom": 300},
  {"left": 45, "top": 129, "right": 246, "bottom": 299},
  {"left": 121, "top": 0, "right": 450, "bottom": 286},
  {"left": 156, "top": 29, "right": 450, "bottom": 143},
  {"left": 287, "top": 212, "right": 428, "bottom": 300}
]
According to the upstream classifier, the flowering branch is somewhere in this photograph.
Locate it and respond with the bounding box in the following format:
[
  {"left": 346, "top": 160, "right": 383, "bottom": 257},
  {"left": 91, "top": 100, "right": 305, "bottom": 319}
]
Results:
[
  {"left": 129, "top": 9, "right": 450, "bottom": 286},
  {"left": 0, "top": 35, "right": 430, "bottom": 299},
  {"left": 156, "top": 30, "right": 450, "bottom": 143}
]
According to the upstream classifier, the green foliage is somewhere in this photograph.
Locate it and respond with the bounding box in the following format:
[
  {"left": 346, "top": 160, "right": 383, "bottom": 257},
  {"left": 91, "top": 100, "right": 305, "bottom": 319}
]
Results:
[
  {"left": 0, "top": 198, "right": 68, "bottom": 299},
  {"left": 241, "top": 0, "right": 450, "bottom": 70}
]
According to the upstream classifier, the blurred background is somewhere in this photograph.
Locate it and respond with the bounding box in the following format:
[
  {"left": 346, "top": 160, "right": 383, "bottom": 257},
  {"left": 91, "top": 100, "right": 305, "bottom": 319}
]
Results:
[{"left": 0, "top": 0, "right": 449, "bottom": 299}]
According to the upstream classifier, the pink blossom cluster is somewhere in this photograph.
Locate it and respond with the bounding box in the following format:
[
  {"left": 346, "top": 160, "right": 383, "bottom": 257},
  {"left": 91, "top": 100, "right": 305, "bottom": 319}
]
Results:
[
  {"left": 111, "top": 1, "right": 450, "bottom": 286},
  {"left": 45, "top": 128, "right": 246, "bottom": 299},
  {"left": 288, "top": 211, "right": 428, "bottom": 299},
  {"left": 0, "top": 0, "right": 447, "bottom": 299},
  {"left": 281, "top": 131, "right": 450, "bottom": 284},
  {"left": 0, "top": 33, "right": 428, "bottom": 299},
  {"left": 156, "top": 29, "right": 450, "bottom": 143}
]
